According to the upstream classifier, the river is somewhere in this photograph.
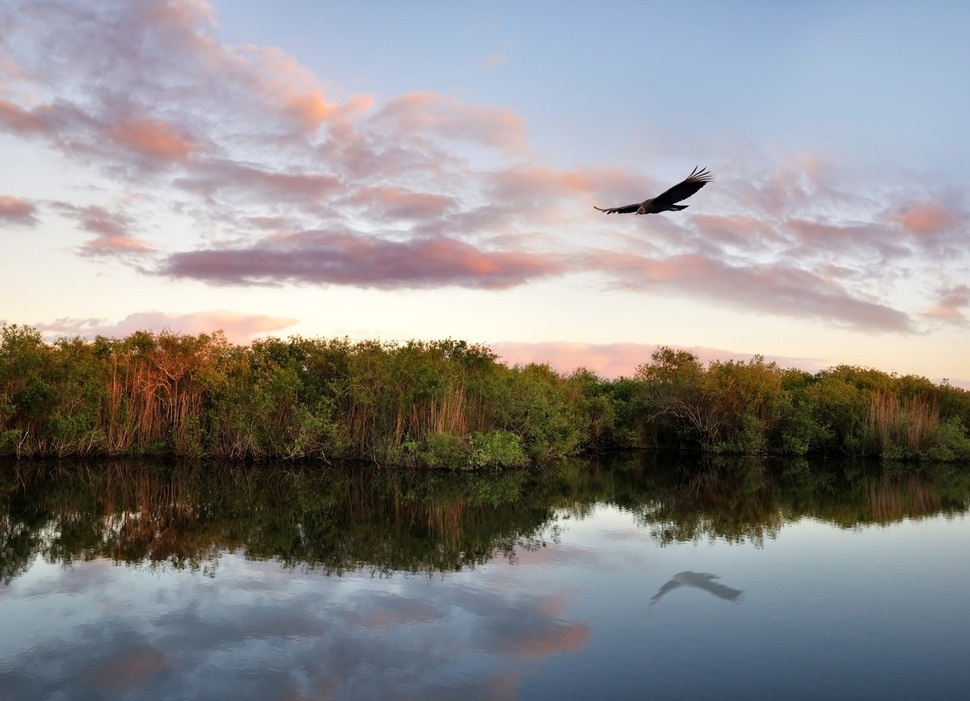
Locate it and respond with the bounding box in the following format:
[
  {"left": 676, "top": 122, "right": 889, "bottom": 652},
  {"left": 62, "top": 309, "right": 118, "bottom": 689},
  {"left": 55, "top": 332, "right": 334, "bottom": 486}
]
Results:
[{"left": 1, "top": 455, "right": 969, "bottom": 700}]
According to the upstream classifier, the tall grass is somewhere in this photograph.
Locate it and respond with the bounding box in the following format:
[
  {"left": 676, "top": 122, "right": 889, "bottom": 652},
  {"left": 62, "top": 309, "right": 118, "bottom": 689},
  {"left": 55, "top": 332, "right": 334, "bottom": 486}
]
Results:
[{"left": 866, "top": 392, "right": 939, "bottom": 458}]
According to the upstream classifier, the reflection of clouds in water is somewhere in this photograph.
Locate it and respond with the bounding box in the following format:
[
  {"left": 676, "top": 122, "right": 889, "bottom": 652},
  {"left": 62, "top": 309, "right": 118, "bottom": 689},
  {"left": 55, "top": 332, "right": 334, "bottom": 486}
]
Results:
[
  {"left": 502, "top": 540, "right": 608, "bottom": 569},
  {"left": 478, "top": 608, "right": 589, "bottom": 659},
  {"left": 83, "top": 643, "right": 169, "bottom": 692},
  {"left": 0, "top": 553, "right": 589, "bottom": 700},
  {"left": 341, "top": 590, "right": 443, "bottom": 628},
  {"left": 600, "top": 527, "right": 650, "bottom": 542},
  {"left": 13, "top": 556, "right": 116, "bottom": 597},
  {"left": 489, "top": 506, "right": 654, "bottom": 575},
  {"left": 449, "top": 584, "right": 590, "bottom": 659}
]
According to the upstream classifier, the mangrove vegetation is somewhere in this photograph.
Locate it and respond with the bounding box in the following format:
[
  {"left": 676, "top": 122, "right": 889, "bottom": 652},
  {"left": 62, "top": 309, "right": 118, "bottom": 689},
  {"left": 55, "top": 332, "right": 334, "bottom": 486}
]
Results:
[{"left": 1, "top": 323, "right": 969, "bottom": 464}]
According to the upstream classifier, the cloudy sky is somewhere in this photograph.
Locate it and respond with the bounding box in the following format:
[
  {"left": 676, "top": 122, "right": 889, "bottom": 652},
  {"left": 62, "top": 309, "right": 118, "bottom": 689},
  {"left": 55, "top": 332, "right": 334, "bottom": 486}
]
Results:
[{"left": 1, "top": 0, "right": 968, "bottom": 384}]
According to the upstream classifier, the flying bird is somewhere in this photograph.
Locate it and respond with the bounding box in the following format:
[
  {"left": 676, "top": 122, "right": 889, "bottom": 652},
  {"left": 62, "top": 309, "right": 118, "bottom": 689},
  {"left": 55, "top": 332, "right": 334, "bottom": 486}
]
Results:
[{"left": 594, "top": 166, "right": 713, "bottom": 215}]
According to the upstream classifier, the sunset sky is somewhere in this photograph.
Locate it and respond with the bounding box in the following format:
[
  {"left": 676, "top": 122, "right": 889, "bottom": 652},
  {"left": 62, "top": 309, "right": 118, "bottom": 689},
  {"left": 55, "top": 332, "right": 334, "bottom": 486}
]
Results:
[{"left": 2, "top": 0, "right": 968, "bottom": 385}]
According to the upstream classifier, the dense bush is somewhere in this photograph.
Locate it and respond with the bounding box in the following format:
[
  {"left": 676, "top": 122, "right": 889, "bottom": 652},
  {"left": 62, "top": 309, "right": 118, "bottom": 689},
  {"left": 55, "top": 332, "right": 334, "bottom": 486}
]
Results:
[
  {"left": 633, "top": 348, "right": 970, "bottom": 461},
  {"left": 2, "top": 325, "right": 969, "bottom": 464}
]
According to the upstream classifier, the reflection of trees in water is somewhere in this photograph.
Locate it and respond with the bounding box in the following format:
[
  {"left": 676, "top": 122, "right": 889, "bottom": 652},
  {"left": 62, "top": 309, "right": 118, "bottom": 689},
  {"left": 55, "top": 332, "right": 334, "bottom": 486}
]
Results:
[
  {"left": 633, "top": 457, "right": 786, "bottom": 547},
  {"left": 623, "top": 456, "right": 970, "bottom": 546},
  {"left": 1, "top": 455, "right": 968, "bottom": 581},
  {"left": 859, "top": 472, "right": 945, "bottom": 524},
  {"left": 0, "top": 461, "right": 560, "bottom": 582},
  {"left": 787, "top": 459, "right": 970, "bottom": 528}
]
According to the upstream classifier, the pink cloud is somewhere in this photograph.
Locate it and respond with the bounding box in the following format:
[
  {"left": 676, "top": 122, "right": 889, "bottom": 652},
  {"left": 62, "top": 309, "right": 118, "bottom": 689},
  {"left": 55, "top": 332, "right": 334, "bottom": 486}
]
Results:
[
  {"left": 922, "top": 283, "right": 970, "bottom": 326},
  {"left": 587, "top": 166, "right": 666, "bottom": 207},
  {"left": 341, "top": 186, "right": 456, "bottom": 222},
  {"left": 374, "top": 91, "right": 527, "bottom": 153},
  {"left": 494, "top": 342, "right": 654, "bottom": 378},
  {"left": 721, "top": 155, "right": 891, "bottom": 239},
  {"left": 110, "top": 117, "right": 197, "bottom": 161},
  {"left": 80, "top": 235, "right": 154, "bottom": 256},
  {"left": 0, "top": 97, "right": 94, "bottom": 143},
  {"left": 492, "top": 341, "right": 827, "bottom": 379},
  {"left": 724, "top": 154, "right": 845, "bottom": 219},
  {"left": 895, "top": 201, "right": 957, "bottom": 236},
  {"left": 882, "top": 198, "right": 967, "bottom": 259},
  {"left": 690, "top": 213, "right": 781, "bottom": 251},
  {"left": 237, "top": 45, "right": 375, "bottom": 131},
  {"left": 174, "top": 159, "right": 341, "bottom": 203},
  {"left": 316, "top": 118, "right": 458, "bottom": 184},
  {"left": 0, "top": 194, "right": 38, "bottom": 224},
  {"left": 786, "top": 217, "right": 872, "bottom": 243},
  {"left": 242, "top": 46, "right": 338, "bottom": 128},
  {"left": 0, "top": 96, "right": 202, "bottom": 172},
  {"left": 0, "top": 98, "right": 44, "bottom": 134},
  {"left": 0, "top": 1, "right": 365, "bottom": 172},
  {"left": 714, "top": 158, "right": 967, "bottom": 268},
  {"left": 52, "top": 204, "right": 155, "bottom": 257},
  {"left": 784, "top": 217, "right": 905, "bottom": 261},
  {"left": 36, "top": 311, "right": 298, "bottom": 343},
  {"left": 582, "top": 250, "right": 914, "bottom": 332},
  {"left": 486, "top": 165, "right": 598, "bottom": 211},
  {"left": 161, "top": 230, "right": 564, "bottom": 289}
]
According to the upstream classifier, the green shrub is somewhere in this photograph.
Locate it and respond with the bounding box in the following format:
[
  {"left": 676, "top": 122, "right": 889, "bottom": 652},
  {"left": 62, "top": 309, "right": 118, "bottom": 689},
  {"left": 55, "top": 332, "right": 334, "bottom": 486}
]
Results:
[
  {"left": 468, "top": 430, "right": 528, "bottom": 469},
  {"left": 926, "top": 417, "right": 970, "bottom": 462},
  {"left": 418, "top": 432, "right": 469, "bottom": 469}
]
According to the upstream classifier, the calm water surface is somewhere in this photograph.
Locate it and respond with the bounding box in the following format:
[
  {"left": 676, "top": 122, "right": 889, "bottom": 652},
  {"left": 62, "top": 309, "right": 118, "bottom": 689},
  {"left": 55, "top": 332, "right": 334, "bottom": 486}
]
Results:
[{"left": 1, "top": 456, "right": 969, "bottom": 700}]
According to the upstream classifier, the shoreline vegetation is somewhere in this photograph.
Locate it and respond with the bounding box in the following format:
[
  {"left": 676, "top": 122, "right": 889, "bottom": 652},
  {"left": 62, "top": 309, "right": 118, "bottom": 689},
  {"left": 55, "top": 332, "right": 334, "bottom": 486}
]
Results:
[{"left": 1, "top": 324, "right": 969, "bottom": 465}]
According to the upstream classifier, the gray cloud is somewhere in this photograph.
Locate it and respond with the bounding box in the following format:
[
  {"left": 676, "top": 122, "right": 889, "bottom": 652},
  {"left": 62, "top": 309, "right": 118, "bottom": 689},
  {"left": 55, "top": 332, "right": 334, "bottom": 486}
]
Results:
[{"left": 161, "top": 230, "right": 565, "bottom": 290}]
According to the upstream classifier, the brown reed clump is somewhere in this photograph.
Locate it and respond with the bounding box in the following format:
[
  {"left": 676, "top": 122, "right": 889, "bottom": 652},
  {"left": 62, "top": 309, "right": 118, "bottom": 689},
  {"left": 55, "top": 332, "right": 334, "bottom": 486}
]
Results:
[{"left": 865, "top": 392, "right": 939, "bottom": 457}]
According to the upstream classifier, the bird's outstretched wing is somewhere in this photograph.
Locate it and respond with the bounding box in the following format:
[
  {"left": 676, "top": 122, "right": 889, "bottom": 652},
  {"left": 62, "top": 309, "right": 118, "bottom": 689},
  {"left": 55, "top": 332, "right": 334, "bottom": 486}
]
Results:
[
  {"left": 593, "top": 203, "right": 641, "bottom": 215},
  {"left": 594, "top": 167, "right": 713, "bottom": 215},
  {"left": 651, "top": 166, "right": 713, "bottom": 209}
]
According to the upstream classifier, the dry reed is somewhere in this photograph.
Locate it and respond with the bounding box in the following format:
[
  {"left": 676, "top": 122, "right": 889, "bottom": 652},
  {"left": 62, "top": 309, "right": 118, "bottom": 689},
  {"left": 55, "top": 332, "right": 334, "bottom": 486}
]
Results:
[{"left": 866, "top": 392, "right": 939, "bottom": 456}]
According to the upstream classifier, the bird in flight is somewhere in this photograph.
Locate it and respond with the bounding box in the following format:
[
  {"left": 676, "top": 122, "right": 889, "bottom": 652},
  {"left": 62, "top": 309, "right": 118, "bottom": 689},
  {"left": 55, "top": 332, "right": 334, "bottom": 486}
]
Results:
[{"left": 594, "top": 166, "right": 713, "bottom": 215}]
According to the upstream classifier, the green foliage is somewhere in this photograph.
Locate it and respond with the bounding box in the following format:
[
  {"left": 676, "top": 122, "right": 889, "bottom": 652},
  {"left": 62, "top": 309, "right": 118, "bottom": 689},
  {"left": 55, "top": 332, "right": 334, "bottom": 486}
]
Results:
[
  {"left": 416, "top": 432, "right": 468, "bottom": 468},
  {"left": 468, "top": 430, "right": 528, "bottom": 469},
  {"left": 635, "top": 346, "right": 706, "bottom": 447},
  {"left": 925, "top": 417, "right": 970, "bottom": 462},
  {"left": 0, "top": 324, "right": 968, "bottom": 464}
]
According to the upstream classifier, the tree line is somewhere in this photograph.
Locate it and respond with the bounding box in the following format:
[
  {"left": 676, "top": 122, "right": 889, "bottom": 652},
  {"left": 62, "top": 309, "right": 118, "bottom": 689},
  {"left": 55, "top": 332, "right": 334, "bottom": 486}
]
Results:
[{"left": 1, "top": 323, "right": 969, "bottom": 464}]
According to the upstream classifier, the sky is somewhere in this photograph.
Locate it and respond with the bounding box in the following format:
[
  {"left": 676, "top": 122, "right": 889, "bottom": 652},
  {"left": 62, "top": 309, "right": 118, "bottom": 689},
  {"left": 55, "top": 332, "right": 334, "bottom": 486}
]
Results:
[{"left": 1, "top": 0, "right": 968, "bottom": 386}]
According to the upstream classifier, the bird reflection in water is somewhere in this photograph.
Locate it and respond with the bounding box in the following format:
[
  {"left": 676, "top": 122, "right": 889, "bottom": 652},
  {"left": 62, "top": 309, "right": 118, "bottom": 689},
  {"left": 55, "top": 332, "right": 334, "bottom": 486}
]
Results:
[{"left": 648, "top": 571, "right": 744, "bottom": 616}]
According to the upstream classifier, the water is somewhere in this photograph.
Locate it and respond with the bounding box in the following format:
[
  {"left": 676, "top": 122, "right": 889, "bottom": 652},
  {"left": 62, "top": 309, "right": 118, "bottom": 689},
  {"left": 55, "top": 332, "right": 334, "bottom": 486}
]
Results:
[{"left": 1, "top": 456, "right": 969, "bottom": 700}]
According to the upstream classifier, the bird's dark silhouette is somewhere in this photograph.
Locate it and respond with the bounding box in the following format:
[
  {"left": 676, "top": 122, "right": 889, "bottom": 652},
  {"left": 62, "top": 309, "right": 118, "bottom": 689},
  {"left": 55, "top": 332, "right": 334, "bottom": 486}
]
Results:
[{"left": 594, "top": 166, "right": 712, "bottom": 215}]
